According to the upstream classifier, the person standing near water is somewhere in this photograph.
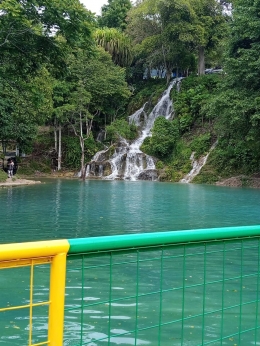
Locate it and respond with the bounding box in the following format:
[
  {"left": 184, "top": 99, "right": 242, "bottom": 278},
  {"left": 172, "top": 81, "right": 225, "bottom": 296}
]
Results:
[{"left": 7, "top": 159, "right": 14, "bottom": 178}]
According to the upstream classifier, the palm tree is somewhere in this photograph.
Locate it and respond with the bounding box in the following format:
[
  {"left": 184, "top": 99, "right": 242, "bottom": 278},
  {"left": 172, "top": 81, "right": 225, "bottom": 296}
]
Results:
[{"left": 94, "top": 28, "right": 133, "bottom": 67}]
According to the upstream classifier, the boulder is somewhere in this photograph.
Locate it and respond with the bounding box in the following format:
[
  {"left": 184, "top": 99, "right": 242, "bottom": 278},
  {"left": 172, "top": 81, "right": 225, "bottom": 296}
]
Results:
[{"left": 137, "top": 169, "right": 158, "bottom": 181}]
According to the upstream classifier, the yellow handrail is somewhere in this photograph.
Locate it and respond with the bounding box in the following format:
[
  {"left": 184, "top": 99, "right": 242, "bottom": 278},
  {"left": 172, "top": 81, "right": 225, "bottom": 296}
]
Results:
[{"left": 0, "top": 240, "right": 70, "bottom": 346}]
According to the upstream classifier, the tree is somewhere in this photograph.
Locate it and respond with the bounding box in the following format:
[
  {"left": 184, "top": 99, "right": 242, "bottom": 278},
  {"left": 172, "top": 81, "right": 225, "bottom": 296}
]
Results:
[
  {"left": 126, "top": 0, "right": 227, "bottom": 81},
  {"left": 52, "top": 80, "right": 75, "bottom": 170},
  {"left": 68, "top": 82, "right": 92, "bottom": 177},
  {"left": 98, "top": 0, "right": 132, "bottom": 31},
  {"left": 126, "top": 0, "right": 197, "bottom": 82},
  {"left": 141, "top": 117, "right": 179, "bottom": 157},
  {"left": 52, "top": 47, "right": 131, "bottom": 176},
  {"left": 0, "top": 0, "right": 95, "bottom": 155},
  {"left": 0, "top": 0, "right": 94, "bottom": 78},
  {"left": 225, "top": 0, "right": 260, "bottom": 90},
  {"left": 157, "top": 0, "right": 199, "bottom": 81},
  {"left": 206, "top": 0, "right": 260, "bottom": 173},
  {"left": 0, "top": 68, "right": 53, "bottom": 154},
  {"left": 190, "top": 0, "right": 227, "bottom": 75},
  {"left": 94, "top": 28, "right": 133, "bottom": 67}
]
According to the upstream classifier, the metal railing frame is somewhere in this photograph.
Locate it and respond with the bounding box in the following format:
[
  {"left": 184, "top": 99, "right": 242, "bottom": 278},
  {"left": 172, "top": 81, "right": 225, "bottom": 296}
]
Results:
[{"left": 0, "top": 225, "right": 260, "bottom": 345}]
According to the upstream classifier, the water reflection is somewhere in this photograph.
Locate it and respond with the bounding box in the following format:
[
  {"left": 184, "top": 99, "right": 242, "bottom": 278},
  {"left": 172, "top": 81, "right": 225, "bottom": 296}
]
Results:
[{"left": 1, "top": 180, "right": 260, "bottom": 243}]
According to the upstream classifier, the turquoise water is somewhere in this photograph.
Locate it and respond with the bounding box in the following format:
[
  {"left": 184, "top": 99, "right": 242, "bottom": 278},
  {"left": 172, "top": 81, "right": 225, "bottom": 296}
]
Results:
[
  {"left": 0, "top": 179, "right": 260, "bottom": 244},
  {"left": 1, "top": 179, "right": 260, "bottom": 345}
]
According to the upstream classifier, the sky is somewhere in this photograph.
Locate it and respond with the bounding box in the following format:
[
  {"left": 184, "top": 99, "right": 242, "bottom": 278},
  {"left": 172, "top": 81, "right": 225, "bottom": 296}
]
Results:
[{"left": 80, "top": 0, "right": 108, "bottom": 15}]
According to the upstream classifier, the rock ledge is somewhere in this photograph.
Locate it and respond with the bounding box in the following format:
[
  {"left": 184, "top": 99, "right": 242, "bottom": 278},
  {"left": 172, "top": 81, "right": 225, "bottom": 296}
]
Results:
[{"left": 216, "top": 175, "right": 260, "bottom": 188}]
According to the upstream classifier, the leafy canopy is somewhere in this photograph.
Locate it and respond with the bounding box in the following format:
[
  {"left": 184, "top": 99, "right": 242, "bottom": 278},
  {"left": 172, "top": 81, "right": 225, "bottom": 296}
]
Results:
[{"left": 98, "top": 0, "right": 132, "bottom": 31}]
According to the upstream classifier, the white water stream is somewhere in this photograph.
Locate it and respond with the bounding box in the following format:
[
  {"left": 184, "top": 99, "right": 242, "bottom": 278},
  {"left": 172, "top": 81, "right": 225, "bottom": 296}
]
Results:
[
  {"left": 180, "top": 141, "right": 218, "bottom": 183},
  {"left": 86, "top": 78, "right": 215, "bottom": 182},
  {"left": 86, "top": 79, "right": 178, "bottom": 180}
]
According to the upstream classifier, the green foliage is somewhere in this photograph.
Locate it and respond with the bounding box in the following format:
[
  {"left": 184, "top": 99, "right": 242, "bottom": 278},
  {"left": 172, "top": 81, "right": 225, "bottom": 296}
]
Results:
[
  {"left": 208, "top": 140, "right": 260, "bottom": 176},
  {"left": 0, "top": 0, "right": 95, "bottom": 165},
  {"left": 29, "top": 160, "right": 52, "bottom": 173},
  {"left": 141, "top": 117, "right": 179, "bottom": 158},
  {"left": 141, "top": 137, "right": 153, "bottom": 156},
  {"left": 192, "top": 166, "right": 220, "bottom": 184},
  {"left": 127, "top": 79, "right": 166, "bottom": 115},
  {"left": 62, "top": 136, "right": 81, "bottom": 168},
  {"left": 35, "top": 132, "right": 53, "bottom": 148},
  {"left": 190, "top": 133, "right": 212, "bottom": 158},
  {"left": 106, "top": 119, "right": 138, "bottom": 142},
  {"left": 0, "top": 68, "right": 53, "bottom": 153},
  {"left": 51, "top": 46, "right": 131, "bottom": 171},
  {"left": 69, "top": 47, "right": 131, "bottom": 116},
  {"left": 204, "top": 0, "right": 260, "bottom": 176},
  {"left": 18, "top": 158, "right": 52, "bottom": 175},
  {"left": 62, "top": 135, "right": 100, "bottom": 168},
  {"left": 126, "top": 0, "right": 197, "bottom": 80},
  {"left": 172, "top": 140, "right": 193, "bottom": 171},
  {"left": 84, "top": 136, "right": 103, "bottom": 162},
  {"left": 126, "top": 0, "right": 227, "bottom": 80},
  {"left": 173, "top": 75, "right": 221, "bottom": 133},
  {"left": 94, "top": 28, "right": 133, "bottom": 67},
  {"left": 225, "top": 0, "right": 260, "bottom": 91},
  {"left": 98, "top": 0, "right": 132, "bottom": 31},
  {"left": 0, "top": 0, "right": 94, "bottom": 79},
  {"left": 156, "top": 161, "right": 164, "bottom": 169},
  {"left": 158, "top": 139, "right": 192, "bottom": 182},
  {"left": 0, "top": 169, "right": 8, "bottom": 182}
]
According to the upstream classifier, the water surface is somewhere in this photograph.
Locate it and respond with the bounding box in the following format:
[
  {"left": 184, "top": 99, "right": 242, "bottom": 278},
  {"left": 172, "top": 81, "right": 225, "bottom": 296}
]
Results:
[
  {"left": 0, "top": 179, "right": 260, "bottom": 244},
  {"left": 1, "top": 179, "right": 260, "bottom": 346}
]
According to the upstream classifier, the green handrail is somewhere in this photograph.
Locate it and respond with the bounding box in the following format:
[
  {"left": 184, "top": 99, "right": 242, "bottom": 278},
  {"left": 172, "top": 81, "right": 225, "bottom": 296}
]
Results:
[{"left": 68, "top": 225, "right": 260, "bottom": 254}]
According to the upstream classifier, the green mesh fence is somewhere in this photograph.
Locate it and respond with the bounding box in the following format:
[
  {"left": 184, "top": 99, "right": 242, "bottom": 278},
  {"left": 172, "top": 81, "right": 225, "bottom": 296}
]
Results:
[{"left": 64, "top": 235, "right": 260, "bottom": 346}]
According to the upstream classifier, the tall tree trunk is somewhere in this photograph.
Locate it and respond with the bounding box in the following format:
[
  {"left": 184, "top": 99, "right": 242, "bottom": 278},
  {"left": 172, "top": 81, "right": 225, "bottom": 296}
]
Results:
[
  {"left": 2, "top": 140, "right": 7, "bottom": 155},
  {"left": 54, "top": 118, "right": 57, "bottom": 152},
  {"left": 57, "top": 125, "right": 62, "bottom": 171},
  {"left": 198, "top": 46, "right": 205, "bottom": 76},
  {"left": 79, "top": 111, "right": 85, "bottom": 180},
  {"left": 80, "top": 137, "right": 85, "bottom": 180},
  {"left": 54, "top": 127, "right": 57, "bottom": 152}
]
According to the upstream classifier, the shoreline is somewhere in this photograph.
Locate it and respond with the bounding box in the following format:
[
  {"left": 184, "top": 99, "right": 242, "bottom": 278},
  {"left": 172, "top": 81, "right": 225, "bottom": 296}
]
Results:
[
  {"left": 215, "top": 175, "right": 260, "bottom": 189},
  {"left": 0, "top": 177, "right": 42, "bottom": 187},
  {"left": 1, "top": 172, "right": 260, "bottom": 189}
]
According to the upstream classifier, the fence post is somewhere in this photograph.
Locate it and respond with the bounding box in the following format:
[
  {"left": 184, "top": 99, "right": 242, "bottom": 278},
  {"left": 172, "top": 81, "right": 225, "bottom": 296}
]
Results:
[{"left": 48, "top": 252, "right": 67, "bottom": 346}]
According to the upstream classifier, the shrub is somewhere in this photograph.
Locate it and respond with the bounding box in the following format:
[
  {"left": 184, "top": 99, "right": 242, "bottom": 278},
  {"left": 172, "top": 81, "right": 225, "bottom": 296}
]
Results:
[
  {"left": 0, "top": 169, "right": 7, "bottom": 182},
  {"left": 190, "top": 133, "right": 212, "bottom": 158},
  {"left": 62, "top": 136, "right": 81, "bottom": 168},
  {"left": 141, "top": 117, "right": 179, "bottom": 158},
  {"left": 62, "top": 134, "right": 101, "bottom": 168},
  {"left": 173, "top": 75, "right": 221, "bottom": 133},
  {"left": 106, "top": 119, "right": 138, "bottom": 142}
]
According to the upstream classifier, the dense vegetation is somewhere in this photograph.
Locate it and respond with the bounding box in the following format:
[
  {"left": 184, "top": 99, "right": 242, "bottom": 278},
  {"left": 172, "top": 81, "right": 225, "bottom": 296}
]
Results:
[{"left": 1, "top": 0, "right": 260, "bottom": 183}]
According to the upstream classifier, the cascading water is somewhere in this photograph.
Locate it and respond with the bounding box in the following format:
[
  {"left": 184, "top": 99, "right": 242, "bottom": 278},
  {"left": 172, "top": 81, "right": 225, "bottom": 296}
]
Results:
[
  {"left": 86, "top": 79, "right": 180, "bottom": 181},
  {"left": 180, "top": 141, "right": 218, "bottom": 183}
]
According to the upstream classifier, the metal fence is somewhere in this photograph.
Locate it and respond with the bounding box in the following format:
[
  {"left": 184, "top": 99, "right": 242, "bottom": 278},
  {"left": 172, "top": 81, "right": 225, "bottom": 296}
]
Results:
[
  {"left": 0, "top": 240, "right": 69, "bottom": 346},
  {"left": 1, "top": 226, "right": 260, "bottom": 346},
  {"left": 64, "top": 226, "right": 260, "bottom": 346}
]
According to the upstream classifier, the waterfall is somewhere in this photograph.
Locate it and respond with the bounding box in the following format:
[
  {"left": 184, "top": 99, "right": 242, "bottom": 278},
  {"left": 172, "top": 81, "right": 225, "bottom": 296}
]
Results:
[
  {"left": 128, "top": 102, "right": 148, "bottom": 127},
  {"left": 86, "top": 79, "right": 181, "bottom": 181},
  {"left": 96, "top": 129, "right": 106, "bottom": 142},
  {"left": 180, "top": 141, "right": 218, "bottom": 183}
]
